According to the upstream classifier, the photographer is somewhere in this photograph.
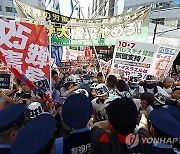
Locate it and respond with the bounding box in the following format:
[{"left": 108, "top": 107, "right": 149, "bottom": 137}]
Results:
[{"left": 14, "top": 79, "right": 44, "bottom": 107}]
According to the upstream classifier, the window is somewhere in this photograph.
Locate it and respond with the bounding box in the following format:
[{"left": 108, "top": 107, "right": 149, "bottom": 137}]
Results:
[
  {"left": 0, "top": 6, "right": 2, "bottom": 11},
  {"left": 6, "top": 7, "right": 12, "bottom": 12}
]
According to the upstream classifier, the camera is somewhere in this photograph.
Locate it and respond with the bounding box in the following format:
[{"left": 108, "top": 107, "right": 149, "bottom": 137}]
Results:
[{"left": 15, "top": 91, "right": 31, "bottom": 99}]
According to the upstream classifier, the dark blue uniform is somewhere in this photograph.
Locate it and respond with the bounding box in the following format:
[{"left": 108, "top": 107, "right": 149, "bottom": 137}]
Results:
[
  {"left": 11, "top": 114, "right": 56, "bottom": 154},
  {"left": 0, "top": 144, "right": 11, "bottom": 154},
  {"left": 149, "top": 105, "right": 180, "bottom": 154},
  {"left": 0, "top": 104, "right": 26, "bottom": 153},
  {"left": 54, "top": 127, "right": 91, "bottom": 154},
  {"left": 55, "top": 94, "right": 93, "bottom": 154}
]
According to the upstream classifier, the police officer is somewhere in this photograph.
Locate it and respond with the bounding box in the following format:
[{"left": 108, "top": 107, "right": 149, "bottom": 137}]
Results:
[
  {"left": 0, "top": 104, "right": 26, "bottom": 154},
  {"left": 149, "top": 105, "right": 180, "bottom": 154},
  {"left": 54, "top": 94, "right": 93, "bottom": 154},
  {"left": 11, "top": 114, "right": 56, "bottom": 154}
]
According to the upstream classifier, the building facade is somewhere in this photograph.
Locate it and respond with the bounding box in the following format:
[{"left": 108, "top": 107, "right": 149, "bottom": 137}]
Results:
[
  {"left": 91, "top": 0, "right": 115, "bottom": 18},
  {"left": 0, "top": 0, "right": 43, "bottom": 18},
  {"left": 118, "top": 0, "right": 180, "bottom": 41}
]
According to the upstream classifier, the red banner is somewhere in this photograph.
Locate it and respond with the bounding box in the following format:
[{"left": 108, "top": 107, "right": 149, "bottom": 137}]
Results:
[{"left": 0, "top": 19, "right": 50, "bottom": 83}]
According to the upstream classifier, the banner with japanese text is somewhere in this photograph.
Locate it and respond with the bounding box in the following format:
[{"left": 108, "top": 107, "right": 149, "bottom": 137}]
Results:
[
  {"left": 0, "top": 19, "right": 50, "bottom": 89},
  {"left": 15, "top": 1, "right": 150, "bottom": 46},
  {"left": 51, "top": 7, "right": 150, "bottom": 46},
  {"left": 150, "top": 46, "right": 179, "bottom": 77},
  {"left": 15, "top": 0, "right": 70, "bottom": 24},
  {"left": 111, "top": 40, "right": 159, "bottom": 79}
]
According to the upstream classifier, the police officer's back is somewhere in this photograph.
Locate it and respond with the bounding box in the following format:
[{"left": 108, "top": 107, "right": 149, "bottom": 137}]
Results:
[{"left": 54, "top": 94, "right": 93, "bottom": 154}]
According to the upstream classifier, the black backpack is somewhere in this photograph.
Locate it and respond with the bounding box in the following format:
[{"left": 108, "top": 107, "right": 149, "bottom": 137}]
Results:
[{"left": 91, "top": 127, "right": 153, "bottom": 154}]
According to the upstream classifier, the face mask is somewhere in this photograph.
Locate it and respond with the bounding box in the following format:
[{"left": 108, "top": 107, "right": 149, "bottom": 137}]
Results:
[
  {"left": 144, "top": 82, "right": 155, "bottom": 89},
  {"left": 83, "top": 80, "right": 89, "bottom": 84},
  {"left": 129, "top": 82, "right": 138, "bottom": 88}
]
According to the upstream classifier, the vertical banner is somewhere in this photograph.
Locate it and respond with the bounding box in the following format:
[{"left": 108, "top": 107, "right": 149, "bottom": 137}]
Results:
[
  {"left": 0, "top": 19, "right": 50, "bottom": 88},
  {"left": 151, "top": 46, "right": 179, "bottom": 77},
  {"left": 111, "top": 40, "right": 159, "bottom": 79},
  {"left": 51, "top": 45, "right": 63, "bottom": 67}
]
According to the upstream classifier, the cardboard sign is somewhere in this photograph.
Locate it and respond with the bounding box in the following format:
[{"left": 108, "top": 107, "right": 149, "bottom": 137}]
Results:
[{"left": 151, "top": 46, "right": 179, "bottom": 77}]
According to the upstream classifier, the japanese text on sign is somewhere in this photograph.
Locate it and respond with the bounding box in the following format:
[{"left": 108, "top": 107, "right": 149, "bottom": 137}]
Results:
[
  {"left": 111, "top": 39, "right": 159, "bottom": 78},
  {"left": 51, "top": 7, "right": 150, "bottom": 46},
  {"left": 0, "top": 19, "right": 50, "bottom": 83}
]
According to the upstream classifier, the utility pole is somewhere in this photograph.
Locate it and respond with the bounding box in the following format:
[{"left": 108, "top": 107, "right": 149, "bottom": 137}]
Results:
[
  {"left": 153, "top": 22, "right": 158, "bottom": 44},
  {"left": 151, "top": 18, "right": 160, "bottom": 44}
]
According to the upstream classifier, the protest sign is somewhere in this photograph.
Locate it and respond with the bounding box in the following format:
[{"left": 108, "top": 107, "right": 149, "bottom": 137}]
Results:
[
  {"left": 151, "top": 46, "right": 179, "bottom": 77},
  {"left": 0, "top": 73, "right": 13, "bottom": 90},
  {"left": 100, "top": 59, "right": 111, "bottom": 76},
  {"left": 111, "top": 40, "right": 159, "bottom": 78},
  {"left": 0, "top": 19, "right": 50, "bottom": 86}
]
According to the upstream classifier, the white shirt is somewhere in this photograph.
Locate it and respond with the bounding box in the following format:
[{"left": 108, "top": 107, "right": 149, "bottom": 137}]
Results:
[
  {"left": 163, "top": 87, "right": 172, "bottom": 96},
  {"left": 91, "top": 98, "right": 107, "bottom": 121}
]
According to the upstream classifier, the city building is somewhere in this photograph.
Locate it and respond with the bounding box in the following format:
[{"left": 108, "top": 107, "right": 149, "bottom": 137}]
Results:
[
  {"left": 91, "top": 0, "right": 115, "bottom": 18},
  {"left": 0, "top": 0, "right": 43, "bottom": 18},
  {"left": 0, "top": 0, "right": 42, "bottom": 18},
  {"left": 122, "top": 0, "right": 180, "bottom": 40},
  {"left": 0, "top": 0, "right": 92, "bottom": 19}
]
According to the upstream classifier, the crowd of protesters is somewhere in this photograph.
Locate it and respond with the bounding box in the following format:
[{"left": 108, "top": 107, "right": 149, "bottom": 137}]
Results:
[{"left": 0, "top": 66, "right": 180, "bottom": 154}]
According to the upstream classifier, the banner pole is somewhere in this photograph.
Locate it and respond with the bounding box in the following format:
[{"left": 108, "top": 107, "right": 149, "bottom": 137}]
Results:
[
  {"left": 75, "top": 0, "right": 105, "bottom": 79},
  {"left": 12, "top": 0, "right": 16, "bottom": 17},
  {"left": 48, "top": 20, "right": 52, "bottom": 91}
]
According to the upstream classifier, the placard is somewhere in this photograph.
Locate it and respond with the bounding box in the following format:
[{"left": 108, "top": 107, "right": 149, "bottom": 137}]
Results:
[
  {"left": 111, "top": 40, "right": 159, "bottom": 78},
  {"left": 0, "top": 73, "right": 13, "bottom": 90}
]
